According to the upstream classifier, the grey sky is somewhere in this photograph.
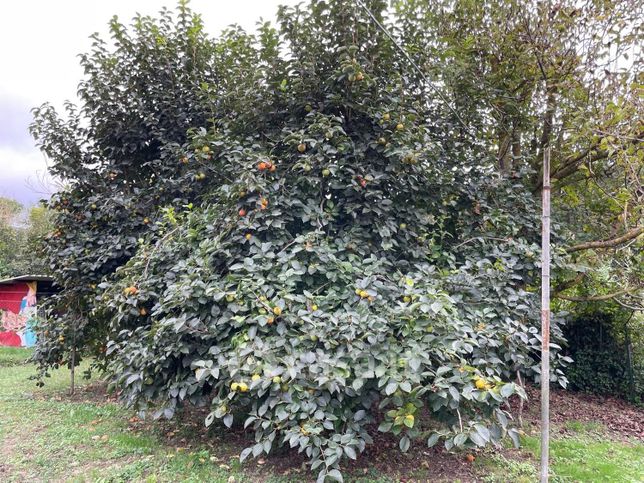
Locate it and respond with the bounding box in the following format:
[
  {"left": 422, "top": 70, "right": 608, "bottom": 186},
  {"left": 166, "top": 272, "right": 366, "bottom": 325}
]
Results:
[{"left": 0, "top": 0, "right": 298, "bottom": 207}]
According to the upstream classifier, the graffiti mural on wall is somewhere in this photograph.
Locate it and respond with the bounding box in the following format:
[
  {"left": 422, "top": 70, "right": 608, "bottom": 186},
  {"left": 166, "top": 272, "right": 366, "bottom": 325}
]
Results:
[{"left": 0, "top": 282, "right": 38, "bottom": 347}]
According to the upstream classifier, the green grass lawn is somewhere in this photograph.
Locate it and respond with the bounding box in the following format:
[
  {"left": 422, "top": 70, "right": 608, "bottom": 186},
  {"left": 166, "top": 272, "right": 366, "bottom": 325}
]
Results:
[
  {"left": 478, "top": 433, "right": 643, "bottom": 483},
  {"left": 0, "top": 346, "right": 33, "bottom": 366},
  {"left": 0, "top": 350, "right": 256, "bottom": 483},
  {"left": 0, "top": 347, "right": 641, "bottom": 482}
]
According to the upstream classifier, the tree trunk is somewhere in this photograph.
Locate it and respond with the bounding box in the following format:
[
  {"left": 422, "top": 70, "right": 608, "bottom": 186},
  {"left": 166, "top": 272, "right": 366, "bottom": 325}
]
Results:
[
  {"left": 533, "top": 87, "right": 556, "bottom": 187},
  {"left": 498, "top": 131, "right": 512, "bottom": 172}
]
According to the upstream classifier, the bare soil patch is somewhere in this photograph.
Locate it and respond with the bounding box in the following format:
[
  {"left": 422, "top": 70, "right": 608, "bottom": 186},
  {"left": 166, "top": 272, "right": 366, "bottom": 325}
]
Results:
[{"left": 512, "top": 385, "right": 644, "bottom": 441}]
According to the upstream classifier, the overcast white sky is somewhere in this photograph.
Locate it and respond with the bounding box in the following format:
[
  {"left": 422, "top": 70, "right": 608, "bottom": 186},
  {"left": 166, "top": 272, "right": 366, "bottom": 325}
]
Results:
[{"left": 0, "top": 0, "right": 299, "bottom": 206}]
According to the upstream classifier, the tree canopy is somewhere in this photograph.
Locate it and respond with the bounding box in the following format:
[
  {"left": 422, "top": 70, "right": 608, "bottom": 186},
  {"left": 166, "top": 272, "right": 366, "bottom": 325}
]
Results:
[{"left": 30, "top": 1, "right": 641, "bottom": 480}]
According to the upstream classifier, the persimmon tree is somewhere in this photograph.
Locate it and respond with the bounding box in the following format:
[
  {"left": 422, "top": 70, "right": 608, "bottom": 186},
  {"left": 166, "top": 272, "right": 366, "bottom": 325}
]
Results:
[
  {"left": 28, "top": 1, "right": 580, "bottom": 480},
  {"left": 30, "top": 3, "right": 220, "bottom": 372}
]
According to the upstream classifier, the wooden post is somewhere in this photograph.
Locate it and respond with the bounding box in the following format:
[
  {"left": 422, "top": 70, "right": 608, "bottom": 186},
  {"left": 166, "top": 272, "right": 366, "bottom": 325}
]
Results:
[
  {"left": 70, "top": 315, "right": 76, "bottom": 395},
  {"left": 70, "top": 345, "right": 76, "bottom": 395},
  {"left": 540, "top": 146, "right": 551, "bottom": 482},
  {"left": 624, "top": 315, "right": 635, "bottom": 398}
]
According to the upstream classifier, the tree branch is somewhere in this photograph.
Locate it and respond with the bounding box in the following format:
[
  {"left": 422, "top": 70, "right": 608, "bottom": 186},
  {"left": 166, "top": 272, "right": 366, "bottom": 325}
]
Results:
[
  {"left": 614, "top": 298, "right": 644, "bottom": 312},
  {"left": 550, "top": 150, "right": 608, "bottom": 185},
  {"left": 552, "top": 273, "right": 585, "bottom": 294},
  {"left": 555, "top": 288, "right": 635, "bottom": 302},
  {"left": 532, "top": 145, "right": 600, "bottom": 192},
  {"left": 565, "top": 226, "right": 644, "bottom": 253},
  {"left": 533, "top": 134, "right": 643, "bottom": 192}
]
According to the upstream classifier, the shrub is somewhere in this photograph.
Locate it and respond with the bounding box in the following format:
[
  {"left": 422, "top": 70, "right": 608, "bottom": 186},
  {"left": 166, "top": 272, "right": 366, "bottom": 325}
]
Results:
[{"left": 563, "top": 310, "right": 643, "bottom": 404}]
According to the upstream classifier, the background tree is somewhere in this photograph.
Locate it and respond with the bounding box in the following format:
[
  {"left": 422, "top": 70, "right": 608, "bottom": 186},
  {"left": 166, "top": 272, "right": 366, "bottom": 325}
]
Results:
[
  {"left": 0, "top": 197, "right": 24, "bottom": 277},
  {"left": 0, "top": 197, "right": 51, "bottom": 278},
  {"left": 391, "top": 0, "right": 644, "bottom": 404},
  {"left": 394, "top": 0, "right": 643, "bottom": 309}
]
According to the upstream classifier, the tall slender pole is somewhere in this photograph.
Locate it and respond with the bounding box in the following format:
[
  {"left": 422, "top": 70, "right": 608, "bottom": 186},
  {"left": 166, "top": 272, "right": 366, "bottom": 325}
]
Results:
[
  {"left": 540, "top": 146, "right": 551, "bottom": 482},
  {"left": 70, "top": 315, "right": 76, "bottom": 395}
]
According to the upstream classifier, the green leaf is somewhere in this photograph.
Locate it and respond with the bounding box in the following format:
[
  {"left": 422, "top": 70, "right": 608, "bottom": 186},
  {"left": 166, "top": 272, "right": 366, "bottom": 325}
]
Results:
[
  {"left": 344, "top": 446, "right": 357, "bottom": 460},
  {"left": 427, "top": 433, "right": 440, "bottom": 447},
  {"left": 352, "top": 378, "right": 364, "bottom": 391},
  {"left": 195, "top": 368, "right": 208, "bottom": 382},
  {"left": 508, "top": 428, "right": 521, "bottom": 448},
  {"left": 500, "top": 383, "right": 514, "bottom": 398},
  {"left": 399, "top": 436, "right": 410, "bottom": 452},
  {"left": 327, "top": 469, "right": 344, "bottom": 482},
  {"left": 205, "top": 411, "right": 215, "bottom": 427},
  {"left": 223, "top": 414, "right": 233, "bottom": 428},
  {"left": 469, "top": 431, "right": 486, "bottom": 447},
  {"left": 239, "top": 447, "right": 252, "bottom": 462},
  {"left": 454, "top": 432, "right": 467, "bottom": 446}
]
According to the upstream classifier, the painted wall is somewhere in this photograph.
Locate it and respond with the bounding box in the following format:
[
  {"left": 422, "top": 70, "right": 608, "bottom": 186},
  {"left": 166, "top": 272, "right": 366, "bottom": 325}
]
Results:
[{"left": 0, "top": 281, "right": 38, "bottom": 347}]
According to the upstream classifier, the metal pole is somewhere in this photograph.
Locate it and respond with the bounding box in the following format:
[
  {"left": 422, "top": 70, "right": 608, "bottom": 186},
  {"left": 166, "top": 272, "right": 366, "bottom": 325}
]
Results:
[{"left": 540, "top": 147, "right": 551, "bottom": 482}]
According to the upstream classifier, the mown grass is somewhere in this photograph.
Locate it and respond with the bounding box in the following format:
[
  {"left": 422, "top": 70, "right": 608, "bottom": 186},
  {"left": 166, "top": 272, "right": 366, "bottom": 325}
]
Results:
[
  {"left": 478, "top": 421, "right": 643, "bottom": 483},
  {"left": 0, "top": 346, "right": 33, "bottom": 366},
  {"left": 0, "top": 346, "right": 642, "bottom": 482},
  {"left": 0, "top": 354, "right": 258, "bottom": 482},
  {"left": 522, "top": 433, "right": 643, "bottom": 482}
]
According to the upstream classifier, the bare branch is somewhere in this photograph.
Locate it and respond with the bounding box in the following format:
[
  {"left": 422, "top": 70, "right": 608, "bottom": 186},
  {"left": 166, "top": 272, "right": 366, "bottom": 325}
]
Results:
[
  {"left": 565, "top": 226, "right": 644, "bottom": 253},
  {"left": 555, "top": 288, "right": 636, "bottom": 302},
  {"left": 614, "top": 298, "right": 644, "bottom": 312}
]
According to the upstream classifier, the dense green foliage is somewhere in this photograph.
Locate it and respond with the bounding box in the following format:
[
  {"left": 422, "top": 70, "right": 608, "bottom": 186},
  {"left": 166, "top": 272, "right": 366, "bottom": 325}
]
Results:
[
  {"left": 29, "top": 3, "right": 219, "bottom": 367},
  {"left": 29, "top": 1, "right": 641, "bottom": 480},
  {"left": 564, "top": 310, "right": 643, "bottom": 404},
  {"left": 0, "top": 197, "right": 23, "bottom": 277},
  {"left": 0, "top": 197, "right": 51, "bottom": 278}
]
